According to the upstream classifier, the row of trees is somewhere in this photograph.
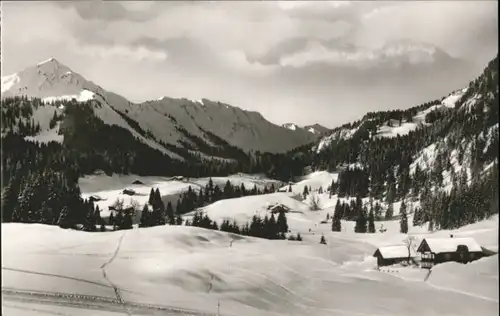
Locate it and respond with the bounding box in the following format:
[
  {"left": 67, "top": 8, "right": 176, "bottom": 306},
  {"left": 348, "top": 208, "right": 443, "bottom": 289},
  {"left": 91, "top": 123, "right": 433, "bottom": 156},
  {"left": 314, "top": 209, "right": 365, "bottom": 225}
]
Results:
[
  {"left": 174, "top": 179, "right": 279, "bottom": 215},
  {"left": 328, "top": 196, "right": 412, "bottom": 234},
  {"left": 186, "top": 209, "right": 291, "bottom": 240}
]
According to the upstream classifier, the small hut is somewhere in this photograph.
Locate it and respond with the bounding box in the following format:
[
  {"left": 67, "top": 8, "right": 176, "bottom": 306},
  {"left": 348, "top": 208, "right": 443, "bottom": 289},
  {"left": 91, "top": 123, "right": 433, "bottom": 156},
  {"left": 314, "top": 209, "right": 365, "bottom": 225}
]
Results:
[
  {"left": 89, "top": 195, "right": 103, "bottom": 202},
  {"left": 373, "top": 245, "right": 417, "bottom": 267},
  {"left": 132, "top": 180, "right": 144, "bottom": 185},
  {"left": 122, "top": 189, "right": 136, "bottom": 196},
  {"left": 268, "top": 204, "right": 291, "bottom": 214},
  {"left": 416, "top": 237, "right": 485, "bottom": 269}
]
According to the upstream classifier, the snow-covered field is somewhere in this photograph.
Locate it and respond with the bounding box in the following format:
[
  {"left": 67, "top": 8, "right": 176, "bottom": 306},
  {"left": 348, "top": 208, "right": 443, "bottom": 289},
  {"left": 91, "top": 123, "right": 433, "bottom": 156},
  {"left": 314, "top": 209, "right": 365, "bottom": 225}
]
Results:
[
  {"left": 79, "top": 173, "right": 283, "bottom": 220},
  {"left": 3, "top": 171, "right": 498, "bottom": 316}
]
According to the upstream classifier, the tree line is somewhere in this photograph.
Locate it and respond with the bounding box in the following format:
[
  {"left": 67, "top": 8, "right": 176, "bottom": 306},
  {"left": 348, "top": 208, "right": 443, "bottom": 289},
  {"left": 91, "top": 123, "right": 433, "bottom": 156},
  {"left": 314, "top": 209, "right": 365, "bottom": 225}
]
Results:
[{"left": 186, "top": 208, "right": 297, "bottom": 241}]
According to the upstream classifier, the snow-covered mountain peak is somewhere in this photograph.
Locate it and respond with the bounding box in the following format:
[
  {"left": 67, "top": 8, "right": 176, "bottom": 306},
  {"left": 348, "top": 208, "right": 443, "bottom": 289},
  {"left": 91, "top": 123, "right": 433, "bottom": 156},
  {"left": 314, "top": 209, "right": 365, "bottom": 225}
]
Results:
[
  {"left": 2, "top": 59, "right": 317, "bottom": 155},
  {"left": 283, "top": 123, "right": 298, "bottom": 131},
  {"left": 1, "top": 58, "right": 98, "bottom": 100}
]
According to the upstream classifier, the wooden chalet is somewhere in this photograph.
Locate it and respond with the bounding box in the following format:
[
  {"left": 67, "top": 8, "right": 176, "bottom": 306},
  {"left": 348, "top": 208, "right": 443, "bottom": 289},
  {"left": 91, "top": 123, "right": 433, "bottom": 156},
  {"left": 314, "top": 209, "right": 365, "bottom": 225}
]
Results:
[
  {"left": 268, "top": 204, "right": 291, "bottom": 214},
  {"left": 373, "top": 245, "right": 417, "bottom": 267},
  {"left": 416, "top": 237, "right": 486, "bottom": 269},
  {"left": 122, "top": 189, "right": 136, "bottom": 196}
]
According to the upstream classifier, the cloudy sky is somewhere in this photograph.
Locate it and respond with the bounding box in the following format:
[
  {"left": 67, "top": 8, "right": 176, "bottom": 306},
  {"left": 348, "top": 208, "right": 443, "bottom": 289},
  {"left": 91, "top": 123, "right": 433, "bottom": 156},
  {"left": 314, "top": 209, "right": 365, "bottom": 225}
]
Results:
[{"left": 1, "top": 1, "right": 498, "bottom": 127}]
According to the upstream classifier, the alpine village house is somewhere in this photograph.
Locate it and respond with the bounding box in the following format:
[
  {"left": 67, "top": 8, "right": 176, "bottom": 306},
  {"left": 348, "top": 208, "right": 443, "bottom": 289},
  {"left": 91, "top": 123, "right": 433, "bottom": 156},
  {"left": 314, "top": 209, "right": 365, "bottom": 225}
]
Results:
[
  {"left": 373, "top": 245, "right": 417, "bottom": 268},
  {"left": 373, "top": 236, "right": 494, "bottom": 269},
  {"left": 416, "top": 236, "right": 489, "bottom": 269}
]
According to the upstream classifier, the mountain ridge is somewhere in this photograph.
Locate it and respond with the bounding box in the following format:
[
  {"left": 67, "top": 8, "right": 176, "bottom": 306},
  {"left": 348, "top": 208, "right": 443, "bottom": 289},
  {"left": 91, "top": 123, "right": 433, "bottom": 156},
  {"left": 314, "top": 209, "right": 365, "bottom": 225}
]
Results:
[{"left": 1, "top": 58, "right": 317, "bottom": 157}]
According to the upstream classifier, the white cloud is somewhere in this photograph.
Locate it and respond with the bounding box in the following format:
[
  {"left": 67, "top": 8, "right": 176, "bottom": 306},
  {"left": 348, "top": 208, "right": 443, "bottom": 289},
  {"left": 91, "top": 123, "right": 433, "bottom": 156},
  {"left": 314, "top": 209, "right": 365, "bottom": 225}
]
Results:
[
  {"left": 1, "top": 1, "right": 496, "bottom": 127},
  {"left": 70, "top": 42, "right": 167, "bottom": 62},
  {"left": 221, "top": 50, "right": 278, "bottom": 75}
]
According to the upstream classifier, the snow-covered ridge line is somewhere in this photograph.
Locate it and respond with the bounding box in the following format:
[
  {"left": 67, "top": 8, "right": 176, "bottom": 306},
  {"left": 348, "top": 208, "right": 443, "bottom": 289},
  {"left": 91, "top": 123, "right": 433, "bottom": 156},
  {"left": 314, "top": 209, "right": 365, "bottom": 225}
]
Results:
[
  {"left": 1, "top": 58, "right": 316, "bottom": 155},
  {"left": 315, "top": 87, "right": 471, "bottom": 153}
]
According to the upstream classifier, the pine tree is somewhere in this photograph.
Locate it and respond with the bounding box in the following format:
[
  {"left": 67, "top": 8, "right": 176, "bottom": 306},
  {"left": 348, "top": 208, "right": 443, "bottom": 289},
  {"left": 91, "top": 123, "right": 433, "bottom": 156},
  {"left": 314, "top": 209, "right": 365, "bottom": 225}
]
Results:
[
  {"left": 374, "top": 202, "right": 382, "bottom": 219},
  {"left": 385, "top": 202, "right": 394, "bottom": 220},
  {"left": 303, "top": 186, "right": 309, "bottom": 199},
  {"left": 368, "top": 208, "right": 375, "bottom": 233},
  {"left": 240, "top": 183, "right": 247, "bottom": 196},
  {"left": 115, "top": 211, "right": 124, "bottom": 230},
  {"left": 123, "top": 211, "right": 133, "bottom": 230},
  {"left": 57, "top": 206, "right": 71, "bottom": 228},
  {"left": 139, "top": 204, "right": 150, "bottom": 227},
  {"left": 331, "top": 209, "right": 342, "bottom": 232},
  {"left": 49, "top": 110, "right": 58, "bottom": 129},
  {"left": 166, "top": 201, "right": 175, "bottom": 225},
  {"left": 400, "top": 200, "right": 408, "bottom": 233},
  {"left": 148, "top": 188, "right": 155, "bottom": 205},
  {"left": 175, "top": 213, "right": 183, "bottom": 225},
  {"left": 276, "top": 210, "right": 288, "bottom": 237},
  {"left": 109, "top": 212, "right": 115, "bottom": 229},
  {"left": 354, "top": 207, "right": 368, "bottom": 233}
]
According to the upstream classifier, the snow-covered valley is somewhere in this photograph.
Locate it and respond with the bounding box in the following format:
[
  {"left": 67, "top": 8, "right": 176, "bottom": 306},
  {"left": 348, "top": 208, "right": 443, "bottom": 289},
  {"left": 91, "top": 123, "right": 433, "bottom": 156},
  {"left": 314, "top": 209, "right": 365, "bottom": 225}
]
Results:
[{"left": 2, "top": 171, "right": 498, "bottom": 316}]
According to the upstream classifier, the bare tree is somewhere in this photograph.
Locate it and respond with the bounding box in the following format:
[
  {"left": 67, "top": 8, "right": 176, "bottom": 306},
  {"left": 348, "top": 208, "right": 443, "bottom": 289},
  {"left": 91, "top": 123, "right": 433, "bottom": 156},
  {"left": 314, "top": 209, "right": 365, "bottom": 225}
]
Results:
[
  {"left": 111, "top": 198, "right": 124, "bottom": 211},
  {"left": 130, "top": 199, "right": 140, "bottom": 211},
  {"left": 404, "top": 236, "right": 416, "bottom": 264},
  {"left": 309, "top": 193, "right": 321, "bottom": 211}
]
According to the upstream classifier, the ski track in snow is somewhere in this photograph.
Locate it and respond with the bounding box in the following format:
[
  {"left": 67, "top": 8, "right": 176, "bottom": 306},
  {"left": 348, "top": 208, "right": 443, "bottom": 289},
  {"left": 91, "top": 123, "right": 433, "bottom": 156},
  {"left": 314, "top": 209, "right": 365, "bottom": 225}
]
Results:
[
  {"left": 1, "top": 267, "right": 111, "bottom": 290},
  {"left": 425, "top": 276, "right": 499, "bottom": 303},
  {"left": 99, "top": 232, "right": 131, "bottom": 315}
]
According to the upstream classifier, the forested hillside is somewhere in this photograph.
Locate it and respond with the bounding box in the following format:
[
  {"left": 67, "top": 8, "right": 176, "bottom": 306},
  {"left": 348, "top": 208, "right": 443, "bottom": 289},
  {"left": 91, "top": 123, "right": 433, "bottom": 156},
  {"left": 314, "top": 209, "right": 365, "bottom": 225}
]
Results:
[
  {"left": 0, "top": 97, "right": 310, "bottom": 225},
  {"left": 313, "top": 56, "right": 499, "bottom": 230},
  {"left": 1, "top": 56, "right": 497, "bottom": 233}
]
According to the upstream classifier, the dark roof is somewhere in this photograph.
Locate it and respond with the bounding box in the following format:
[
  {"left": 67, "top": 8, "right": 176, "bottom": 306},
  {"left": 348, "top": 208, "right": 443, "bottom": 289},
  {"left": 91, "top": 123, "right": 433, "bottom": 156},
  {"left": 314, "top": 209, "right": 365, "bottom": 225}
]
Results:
[{"left": 417, "top": 237, "right": 483, "bottom": 254}]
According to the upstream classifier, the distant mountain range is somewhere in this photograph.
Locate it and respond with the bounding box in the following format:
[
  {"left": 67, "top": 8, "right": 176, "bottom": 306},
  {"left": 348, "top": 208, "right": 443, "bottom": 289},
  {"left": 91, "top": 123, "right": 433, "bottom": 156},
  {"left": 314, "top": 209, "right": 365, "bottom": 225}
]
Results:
[{"left": 1, "top": 58, "right": 320, "bottom": 159}]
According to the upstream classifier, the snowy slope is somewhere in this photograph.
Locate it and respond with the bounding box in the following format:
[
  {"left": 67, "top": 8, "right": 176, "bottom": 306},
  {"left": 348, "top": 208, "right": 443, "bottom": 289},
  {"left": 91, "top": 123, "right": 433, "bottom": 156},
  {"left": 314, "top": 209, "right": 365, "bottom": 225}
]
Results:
[
  {"left": 2, "top": 214, "right": 498, "bottom": 316},
  {"left": 78, "top": 172, "right": 283, "bottom": 222},
  {"left": 283, "top": 123, "right": 330, "bottom": 136},
  {"left": 1, "top": 58, "right": 315, "bottom": 155},
  {"left": 3, "top": 168, "right": 498, "bottom": 315},
  {"left": 304, "top": 123, "right": 330, "bottom": 135},
  {"left": 315, "top": 88, "right": 469, "bottom": 151},
  {"left": 185, "top": 192, "right": 312, "bottom": 230}
]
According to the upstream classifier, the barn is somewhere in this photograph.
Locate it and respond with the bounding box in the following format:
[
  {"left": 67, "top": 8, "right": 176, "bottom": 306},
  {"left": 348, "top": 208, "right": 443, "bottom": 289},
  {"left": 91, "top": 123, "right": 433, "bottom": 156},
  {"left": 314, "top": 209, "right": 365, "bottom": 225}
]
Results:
[
  {"left": 268, "top": 204, "right": 291, "bottom": 214},
  {"left": 122, "top": 189, "right": 136, "bottom": 196},
  {"left": 416, "top": 237, "right": 486, "bottom": 269},
  {"left": 373, "top": 245, "right": 417, "bottom": 267}
]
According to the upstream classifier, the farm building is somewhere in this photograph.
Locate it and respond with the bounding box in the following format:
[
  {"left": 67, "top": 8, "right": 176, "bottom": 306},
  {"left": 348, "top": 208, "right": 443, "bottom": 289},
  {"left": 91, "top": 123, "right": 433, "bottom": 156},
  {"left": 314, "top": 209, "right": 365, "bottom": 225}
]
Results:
[
  {"left": 88, "top": 195, "right": 104, "bottom": 202},
  {"left": 268, "top": 204, "right": 291, "bottom": 214},
  {"left": 416, "top": 237, "right": 487, "bottom": 269},
  {"left": 122, "top": 189, "right": 136, "bottom": 196},
  {"left": 373, "top": 245, "right": 417, "bottom": 267}
]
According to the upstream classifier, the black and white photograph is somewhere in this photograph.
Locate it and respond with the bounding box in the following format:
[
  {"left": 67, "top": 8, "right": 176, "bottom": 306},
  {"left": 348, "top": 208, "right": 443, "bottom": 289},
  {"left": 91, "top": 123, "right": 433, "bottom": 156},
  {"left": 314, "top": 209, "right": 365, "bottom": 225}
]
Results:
[{"left": 1, "top": 1, "right": 498, "bottom": 315}]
